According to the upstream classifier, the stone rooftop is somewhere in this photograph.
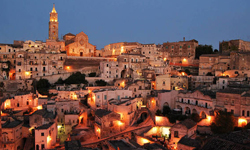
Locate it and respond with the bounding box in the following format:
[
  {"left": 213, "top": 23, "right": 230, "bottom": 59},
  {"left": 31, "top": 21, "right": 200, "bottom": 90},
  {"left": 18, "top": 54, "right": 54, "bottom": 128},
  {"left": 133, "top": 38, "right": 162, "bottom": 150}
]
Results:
[{"left": 2, "top": 120, "right": 22, "bottom": 128}]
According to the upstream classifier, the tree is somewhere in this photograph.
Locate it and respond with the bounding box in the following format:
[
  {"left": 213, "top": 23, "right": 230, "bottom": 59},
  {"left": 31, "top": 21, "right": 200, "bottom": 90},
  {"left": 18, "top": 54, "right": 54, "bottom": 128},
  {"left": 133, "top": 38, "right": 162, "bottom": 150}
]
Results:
[
  {"left": 64, "top": 72, "right": 88, "bottom": 84},
  {"left": 184, "top": 69, "right": 191, "bottom": 75},
  {"left": 206, "top": 72, "right": 213, "bottom": 76},
  {"left": 195, "top": 45, "right": 214, "bottom": 59},
  {"left": 155, "top": 109, "right": 162, "bottom": 116},
  {"left": 162, "top": 106, "right": 171, "bottom": 115},
  {"left": 95, "top": 80, "right": 107, "bottom": 86},
  {"left": 55, "top": 77, "right": 64, "bottom": 84},
  {"left": 88, "top": 72, "right": 96, "bottom": 77},
  {"left": 211, "top": 111, "right": 235, "bottom": 134},
  {"left": 189, "top": 113, "right": 200, "bottom": 122},
  {"left": 37, "top": 79, "right": 51, "bottom": 95}
]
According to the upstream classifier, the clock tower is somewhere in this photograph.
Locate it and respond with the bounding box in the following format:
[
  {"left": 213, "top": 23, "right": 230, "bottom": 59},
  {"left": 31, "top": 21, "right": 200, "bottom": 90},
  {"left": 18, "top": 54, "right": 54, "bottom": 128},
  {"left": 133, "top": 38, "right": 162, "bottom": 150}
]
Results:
[{"left": 49, "top": 4, "right": 58, "bottom": 40}]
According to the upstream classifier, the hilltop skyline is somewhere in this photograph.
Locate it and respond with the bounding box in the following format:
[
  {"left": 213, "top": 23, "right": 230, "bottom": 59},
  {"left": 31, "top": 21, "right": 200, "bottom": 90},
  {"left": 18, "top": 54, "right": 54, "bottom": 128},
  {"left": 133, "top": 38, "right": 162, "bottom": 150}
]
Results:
[{"left": 1, "top": 0, "right": 250, "bottom": 49}]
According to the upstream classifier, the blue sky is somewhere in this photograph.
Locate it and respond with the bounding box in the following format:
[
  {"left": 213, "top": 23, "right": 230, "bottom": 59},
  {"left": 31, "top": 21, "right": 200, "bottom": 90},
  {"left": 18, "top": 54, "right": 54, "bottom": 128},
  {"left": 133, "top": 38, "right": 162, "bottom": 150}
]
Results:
[{"left": 1, "top": 0, "right": 250, "bottom": 50}]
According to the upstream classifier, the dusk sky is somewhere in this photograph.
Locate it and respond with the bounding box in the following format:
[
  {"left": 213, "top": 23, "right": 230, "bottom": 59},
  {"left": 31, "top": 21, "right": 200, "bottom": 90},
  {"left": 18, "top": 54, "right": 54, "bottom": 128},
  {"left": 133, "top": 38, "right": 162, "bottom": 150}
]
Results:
[{"left": 1, "top": 0, "right": 250, "bottom": 50}]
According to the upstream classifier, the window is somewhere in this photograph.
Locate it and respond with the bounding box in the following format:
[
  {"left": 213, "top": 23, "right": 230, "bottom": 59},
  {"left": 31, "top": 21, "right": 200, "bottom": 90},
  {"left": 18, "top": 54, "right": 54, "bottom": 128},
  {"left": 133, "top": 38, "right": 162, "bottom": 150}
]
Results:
[
  {"left": 172, "top": 46, "right": 174, "bottom": 49},
  {"left": 41, "top": 133, "right": 44, "bottom": 136},
  {"left": 19, "top": 69, "right": 21, "bottom": 72},
  {"left": 242, "top": 110, "right": 245, "bottom": 116},
  {"left": 106, "top": 64, "right": 109, "bottom": 67},
  {"left": 180, "top": 46, "right": 182, "bottom": 48},
  {"left": 149, "top": 51, "right": 151, "bottom": 54},
  {"left": 231, "top": 109, "right": 234, "bottom": 114},
  {"left": 247, "top": 111, "right": 250, "bottom": 117},
  {"left": 104, "top": 95, "right": 107, "bottom": 100},
  {"left": 166, "top": 46, "right": 168, "bottom": 49},
  {"left": 223, "top": 80, "right": 225, "bottom": 84},
  {"left": 163, "top": 81, "right": 165, "bottom": 86},
  {"left": 174, "top": 131, "right": 179, "bottom": 137},
  {"left": 188, "top": 45, "right": 190, "bottom": 48}
]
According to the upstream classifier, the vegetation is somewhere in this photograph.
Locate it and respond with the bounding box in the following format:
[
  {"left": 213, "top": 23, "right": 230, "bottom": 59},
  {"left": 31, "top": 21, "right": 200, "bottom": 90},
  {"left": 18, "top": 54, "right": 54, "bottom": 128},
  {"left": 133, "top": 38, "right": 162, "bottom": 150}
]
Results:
[
  {"left": 54, "top": 77, "right": 64, "bottom": 84},
  {"left": 211, "top": 111, "right": 235, "bottom": 134},
  {"left": 36, "top": 79, "right": 51, "bottom": 95},
  {"left": 184, "top": 69, "right": 191, "bottom": 75},
  {"left": 64, "top": 72, "right": 88, "bottom": 85},
  {"left": 0, "top": 82, "right": 4, "bottom": 88},
  {"left": 88, "top": 72, "right": 96, "bottom": 77},
  {"left": 162, "top": 106, "right": 171, "bottom": 115},
  {"left": 155, "top": 109, "right": 162, "bottom": 116},
  {"left": 188, "top": 113, "right": 201, "bottom": 122},
  {"left": 95, "top": 80, "right": 107, "bottom": 86},
  {"left": 206, "top": 72, "right": 213, "bottom": 76},
  {"left": 195, "top": 45, "right": 214, "bottom": 59},
  {"left": 167, "top": 114, "right": 187, "bottom": 123}
]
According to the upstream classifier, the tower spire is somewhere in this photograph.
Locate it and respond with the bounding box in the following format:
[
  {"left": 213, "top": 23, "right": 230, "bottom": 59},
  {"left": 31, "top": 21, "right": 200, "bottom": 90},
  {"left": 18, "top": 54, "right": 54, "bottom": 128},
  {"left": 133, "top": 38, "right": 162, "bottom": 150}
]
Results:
[
  {"left": 49, "top": 4, "right": 58, "bottom": 40},
  {"left": 51, "top": 3, "right": 57, "bottom": 13}
]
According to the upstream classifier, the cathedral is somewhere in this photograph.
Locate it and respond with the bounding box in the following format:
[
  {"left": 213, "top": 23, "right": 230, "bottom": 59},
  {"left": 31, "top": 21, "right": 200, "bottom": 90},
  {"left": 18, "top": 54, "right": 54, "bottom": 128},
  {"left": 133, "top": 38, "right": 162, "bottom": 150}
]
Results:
[{"left": 47, "top": 4, "right": 96, "bottom": 57}]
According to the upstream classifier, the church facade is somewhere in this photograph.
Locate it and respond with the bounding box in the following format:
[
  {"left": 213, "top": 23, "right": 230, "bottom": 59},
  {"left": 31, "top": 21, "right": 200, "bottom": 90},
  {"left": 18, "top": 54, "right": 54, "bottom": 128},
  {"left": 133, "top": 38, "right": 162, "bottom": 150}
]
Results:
[
  {"left": 46, "top": 4, "right": 96, "bottom": 57},
  {"left": 64, "top": 32, "right": 96, "bottom": 57}
]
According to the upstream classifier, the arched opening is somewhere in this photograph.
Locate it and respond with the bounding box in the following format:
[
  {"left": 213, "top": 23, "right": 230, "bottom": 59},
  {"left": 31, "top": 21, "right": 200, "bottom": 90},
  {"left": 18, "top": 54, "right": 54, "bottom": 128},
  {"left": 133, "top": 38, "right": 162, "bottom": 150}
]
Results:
[
  {"left": 137, "top": 112, "right": 148, "bottom": 125},
  {"left": 192, "top": 109, "right": 197, "bottom": 114},
  {"left": 200, "top": 111, "right": 207, "bottom": 119},
  {"left": 185, "top": 107, "right": 191, "bottom": 115},
  {"left": 163, "top": 102, "right": 169, "bottom": 107},
  {"left": 176, "top": 105, "right": 182, "bottom": 114},
  {"left": 36, "top": 145, "right": 39, "bottom": 150},
  {"left": 121, "top": 70, "right": 126, "bottom": 78}
]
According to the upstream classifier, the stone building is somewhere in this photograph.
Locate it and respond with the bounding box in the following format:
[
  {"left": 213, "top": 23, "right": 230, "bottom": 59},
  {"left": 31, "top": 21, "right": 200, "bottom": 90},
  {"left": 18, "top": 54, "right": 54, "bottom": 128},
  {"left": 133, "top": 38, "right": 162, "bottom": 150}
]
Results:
[
  {"left": 189, "top": 76, "right": 214, "bottom": 90},
  {"left": 35, "top": 122, "right": 57, "bottom": 150},
  {"left": 64, "top": 32, "right": 96, "bottom": 57},
  {"left": 219, "top": 39, "right": 250, "bottom": 53},
  {"left": 117, "top": 53, "right": 147, "bottom": 78},
  {"left": 199, "top": 54, "right": 230, "bottom": 76},
  {"left": 15, "top": 51, "right": 66, "bottom": 80},
  {"left": 88, "top": 89, "right": 133, "bottom": 109},
  {"left": 99, "top": 61, "right": 121, "bottom": 79},
  {"left": 2, "top": 120, "right": 24, "bottom": 150},
  {"left": 127, "top": 79, "right": 151, "bottom": 98},
  {"left": 94, "top": 109, "right": 121, "bottom": 138},
  {"left": 108, "top": 97, "right": 143, "bottom": 126},
  {"left": 102, "top": 42, "right": 141, "bottom": 57},
  {"left": 162, "top": 38, "right": 198, "bottom": 66},
  {"left": 176, "top": 90, "right": 215, "bottom": 118},
  {"left": 1, "top": 92, "right": 36, "bottom": 111},
  {"left": 155, "top": 74, "right": 188, "bottom": 90},
  {"left": 170, "top": 119, "right": 197, "bottom": 148},
  {"left": 215, "top": 89, "right": 250, "bottom": 120}
]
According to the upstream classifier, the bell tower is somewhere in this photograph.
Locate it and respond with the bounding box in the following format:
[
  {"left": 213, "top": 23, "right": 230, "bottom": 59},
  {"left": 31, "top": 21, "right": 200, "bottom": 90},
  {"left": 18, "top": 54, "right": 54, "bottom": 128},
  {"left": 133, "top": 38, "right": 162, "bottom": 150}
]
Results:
[{"left": 49, "top": 4, "right": 58, "bottom": 40}]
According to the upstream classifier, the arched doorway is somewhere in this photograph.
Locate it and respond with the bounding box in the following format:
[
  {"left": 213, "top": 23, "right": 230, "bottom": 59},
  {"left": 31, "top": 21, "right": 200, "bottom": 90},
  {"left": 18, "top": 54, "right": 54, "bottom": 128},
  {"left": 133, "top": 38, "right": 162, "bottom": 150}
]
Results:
[
  {"left": 185, "top": 107, "right": 191, "bottom": 115},
  {"left": 163, "top": 102, "right": 169, "bottom": 107},
  {"left": 36, "top": 145, "right": 39, "bottom": 150},
  {"left": 192, "top": 109, "right": 197, "bottom": 114},
  {"left": 200, "top": 111, "right": 207, "bottom": 119},
  {"left": 176, "top": 105, "right": 182, "bottom": 114}
]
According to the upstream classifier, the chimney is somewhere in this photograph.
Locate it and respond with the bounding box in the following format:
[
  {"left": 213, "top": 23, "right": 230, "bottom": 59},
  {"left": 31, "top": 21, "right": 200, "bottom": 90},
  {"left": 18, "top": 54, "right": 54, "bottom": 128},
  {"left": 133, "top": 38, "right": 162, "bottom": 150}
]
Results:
[{"left": 183, "top": 37, "right": 185, "bottom": 41}]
